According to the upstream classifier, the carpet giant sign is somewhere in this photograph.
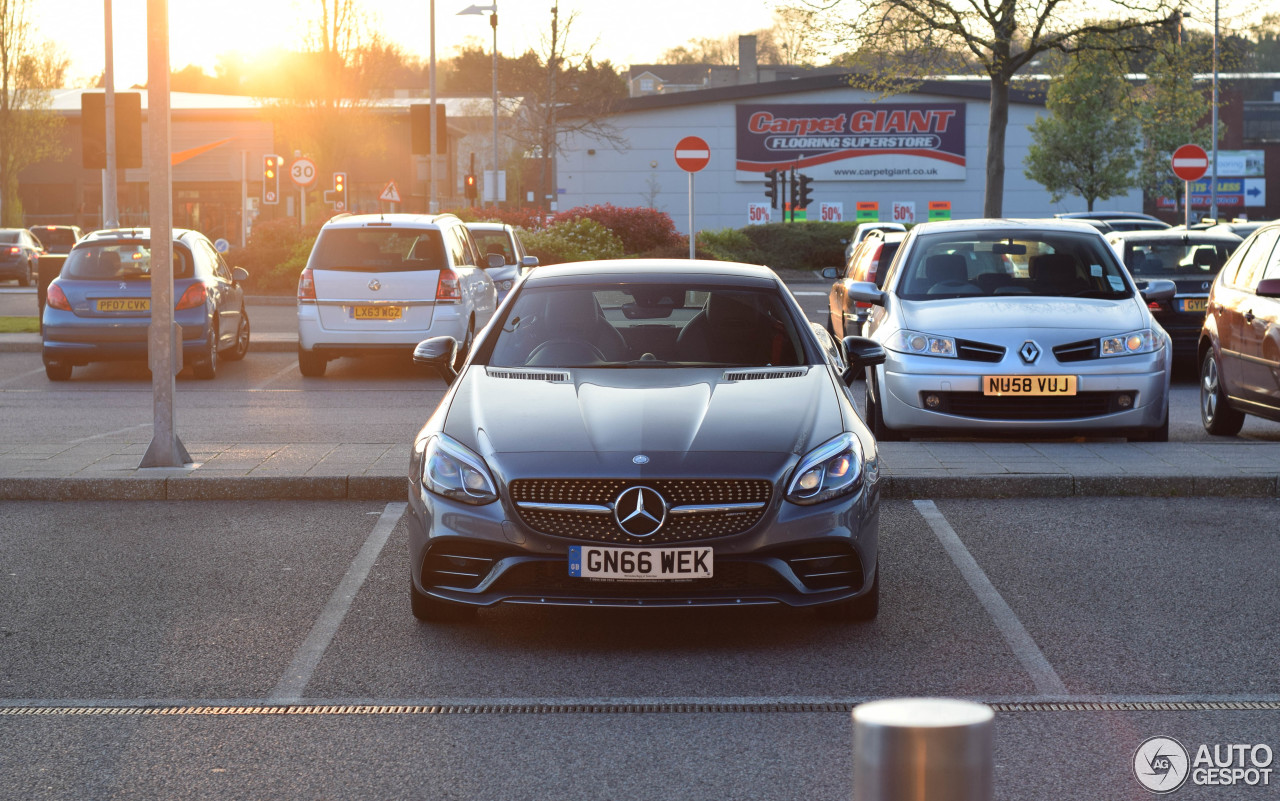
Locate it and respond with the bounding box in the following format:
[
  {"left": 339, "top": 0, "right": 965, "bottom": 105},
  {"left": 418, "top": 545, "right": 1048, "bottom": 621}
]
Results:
[{"left": 735, "top": 102, "right": 967, "bottom": 182}]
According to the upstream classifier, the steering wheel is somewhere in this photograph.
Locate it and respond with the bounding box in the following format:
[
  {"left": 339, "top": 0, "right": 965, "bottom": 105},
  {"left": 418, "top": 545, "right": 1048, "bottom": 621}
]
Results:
[{"left": 525, "top": 338, "right": 607, "bottom": 366}]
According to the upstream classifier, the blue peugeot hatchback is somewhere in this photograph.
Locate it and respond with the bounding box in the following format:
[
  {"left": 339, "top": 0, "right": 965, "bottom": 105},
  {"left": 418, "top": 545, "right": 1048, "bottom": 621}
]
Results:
[{"left": 41, "top": 228, "right": 250, "bottom": 381}]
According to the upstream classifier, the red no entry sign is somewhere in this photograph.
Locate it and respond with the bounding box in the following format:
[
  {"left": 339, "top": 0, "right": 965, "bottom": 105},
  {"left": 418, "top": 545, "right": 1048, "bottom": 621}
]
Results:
[
  {"left": 674, "top": 136, "right": 710, "bottom": 173},
  {"left": 1171, "top": 144, "right": 1209, "bottom": 182}
]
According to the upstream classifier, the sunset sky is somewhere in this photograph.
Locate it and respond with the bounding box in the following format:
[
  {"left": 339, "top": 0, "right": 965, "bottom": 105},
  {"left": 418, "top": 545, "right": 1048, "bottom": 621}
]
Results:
[{"left": 37, "top": 0, "right": 778, "bottom": 89}]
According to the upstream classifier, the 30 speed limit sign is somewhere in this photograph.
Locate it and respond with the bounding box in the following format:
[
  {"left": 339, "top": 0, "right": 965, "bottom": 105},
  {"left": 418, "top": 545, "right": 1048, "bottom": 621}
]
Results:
[{"left": 290, "top": 158, "right": 318, "bottom": 188}]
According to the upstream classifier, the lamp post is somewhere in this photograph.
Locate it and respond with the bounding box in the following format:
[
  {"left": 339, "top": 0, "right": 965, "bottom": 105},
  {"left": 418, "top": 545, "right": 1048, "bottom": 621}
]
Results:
[{"left": 458, "top": 2, "right": 499, "bottom": 207}]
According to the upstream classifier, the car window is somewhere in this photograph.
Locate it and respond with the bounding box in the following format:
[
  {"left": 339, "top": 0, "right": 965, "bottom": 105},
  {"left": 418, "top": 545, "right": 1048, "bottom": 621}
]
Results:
[
  {"left": 486, "top": 284, "right": 806, "bottom": 369},
  {"left": 33, "top": 228, "right": 77, "bottom": 247},
  {"left": 894, "top": 230, "right": 1130, "bottom": 300},
  {"left": 1259, "top": 234, "right": 1280, "bottom": 283},
  {"left": 309, "top": 227, "right": 445, "bottom": 273},
  {"left": 843, "top": 240, "right": 869, "bottom": 279},
  {"left": 1228, "top": 228, "right": 1280, "bottom": 290},
  {"left": 1124, "top": 241, "right": 1236, "bottom": 278},
  {"left": 62, "top": 242, "right": 194, "bottom": 280},
  {"left": 472, "top": 229, "right": 515, "bottom": 264},
  {"left": 0, "top": 231, "right": 16, "bottom": 244}
]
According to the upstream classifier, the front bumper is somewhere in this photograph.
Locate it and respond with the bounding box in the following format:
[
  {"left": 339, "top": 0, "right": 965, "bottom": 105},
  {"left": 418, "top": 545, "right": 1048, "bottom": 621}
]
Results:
[
  {"left": 406, "top": 465, "right": 880, "bottom": 611},
  {"left": 877, "top": 350, "right": 1170, "bottom": 434}
]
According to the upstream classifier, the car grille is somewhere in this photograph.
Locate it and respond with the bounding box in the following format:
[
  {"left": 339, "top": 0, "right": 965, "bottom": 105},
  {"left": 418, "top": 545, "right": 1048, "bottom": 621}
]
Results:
[
  {"left": 955, "top": 339, "right": 1006, "bottom": 363},
  {"left": 510, "top": 479, "right": 772, "bottom": 545},
  {"left": 1053, "top": 339, "right": 1099, "bottom": 362},
  {"left": 930, "top": 392, "right": 1123, "bottom": 420},
  {"left": 489, "top": 559, "right": 794, "bottom": 598}
]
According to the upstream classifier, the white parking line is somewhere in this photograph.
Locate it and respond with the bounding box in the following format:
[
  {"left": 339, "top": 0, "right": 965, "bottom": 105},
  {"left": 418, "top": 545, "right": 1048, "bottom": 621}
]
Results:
[
  {"left": 252, "top": 359, "right": 301, "bottom": 390},
  {"left": 66, "top": 422, "right": 151, "bottom": 445},
  {"left": 269, "top": 501, "right": 407, "bottom": 704},
  {"left": 913, "top": 500, "right": 1069, "bottom": 697},
  {"left": 0, "top": 366, "right": 48, "bottom": 388}
]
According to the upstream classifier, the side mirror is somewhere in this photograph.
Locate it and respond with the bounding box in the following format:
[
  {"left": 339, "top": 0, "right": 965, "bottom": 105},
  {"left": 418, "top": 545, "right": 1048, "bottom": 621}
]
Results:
[
  {"left": 1138, "top": 279, "right": 1176, "bottom": 304},
  {"left": 839, "top": 336, "right": 886, "bottom": 385},
  {"left": 520, "top": 255, "right": 539, "bottom": 269},
  {"left": 848, "top": 280, "right": 887, "bottom": 306},
  {"left": 821, "top": 267, "right": 839, "bottom": 280},
  {"left": 232, "top": 267, "right": 249, "bottom": 283},
  {"left": 1256, "top": 278, "right": 1280, "bottom": 298},
  {"left": 413, "top": 336, "right": 459, "bottom": 384},
  {"left": 486, "top": 252, "right": 506, "bottom": 270}
]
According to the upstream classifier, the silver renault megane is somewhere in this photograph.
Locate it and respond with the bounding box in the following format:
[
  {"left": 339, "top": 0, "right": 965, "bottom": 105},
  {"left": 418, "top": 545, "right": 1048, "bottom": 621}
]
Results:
[
  {"left": 850, "top": 219, "right": 1174, "bottom": 442},
  {"left": 406, "top": 259, "right": 887, "bottom": 622}
]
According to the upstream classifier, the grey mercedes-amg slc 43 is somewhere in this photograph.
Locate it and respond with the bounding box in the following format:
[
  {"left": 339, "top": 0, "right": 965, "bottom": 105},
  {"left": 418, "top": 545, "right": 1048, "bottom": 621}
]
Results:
[{"left": 407, "top": 259, "right": 887, "bottom": 622}]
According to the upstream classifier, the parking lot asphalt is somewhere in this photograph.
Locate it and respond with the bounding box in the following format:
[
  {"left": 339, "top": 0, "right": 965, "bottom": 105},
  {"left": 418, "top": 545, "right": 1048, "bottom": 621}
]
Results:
[{"left": 4, "top": 285, "right": 1280, "bottom": 502}]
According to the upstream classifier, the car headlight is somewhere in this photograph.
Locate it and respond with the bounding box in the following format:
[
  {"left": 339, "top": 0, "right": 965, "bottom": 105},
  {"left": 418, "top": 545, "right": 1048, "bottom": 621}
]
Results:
[
  {"left": 1099, "top": 328, "right": 1159, "bottom": 357},
  {"left": 786, "top": 433, "right": 864, "bottom": 505},
  {"left": 419, "top": 433, "right": 498, "bottom": 505},
  {"left": 886, "top": 328, "right": 957, "bottom": 358}
]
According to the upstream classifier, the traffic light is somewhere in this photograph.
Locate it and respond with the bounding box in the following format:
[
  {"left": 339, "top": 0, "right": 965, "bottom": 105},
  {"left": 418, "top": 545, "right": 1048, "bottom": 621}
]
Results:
[
  {"left": 262, "top": 154, "right": 281, "bottom": 205},
  {"left": 464, "top": 173, "right": 478, "bottom": 203},
  {"left": 763, "top": 170, "right": 779, "bottom": 209},
  {"left": 332, "top": 172, "right": 347, "bottom": 211},
  {"left": 795, "top": 173, "right": 814, "bottom": 210}
]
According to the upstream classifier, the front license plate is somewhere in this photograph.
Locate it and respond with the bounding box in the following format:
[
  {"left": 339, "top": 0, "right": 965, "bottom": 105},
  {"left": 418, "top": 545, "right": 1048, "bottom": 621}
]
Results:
[
  {"left": 1179, "top": 298, "right": 1208, "bottom": 313},
  {"left": 983, "top": 375, "right": 1077, "bottom": 396},
  {"left": 96, "top": 298, "right": 149, "bottom": 312},
  {"left": 353, "top": 305, "right": 402, "bottom": 320},
  {"left": 568, "top": 545, "right": 713, "bottom": 580}
]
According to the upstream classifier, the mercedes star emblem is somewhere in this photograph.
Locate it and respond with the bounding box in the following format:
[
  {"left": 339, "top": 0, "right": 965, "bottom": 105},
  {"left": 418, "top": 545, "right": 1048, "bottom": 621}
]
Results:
[
  {"left": 368, "top": 279, "right": 381, "bottom": 291},
  {"left": 1019, "top": 340, "right": 1042, "bottom": 364},
  {"left": 613, "top": 486, "right": 667, "bottom": 537}
]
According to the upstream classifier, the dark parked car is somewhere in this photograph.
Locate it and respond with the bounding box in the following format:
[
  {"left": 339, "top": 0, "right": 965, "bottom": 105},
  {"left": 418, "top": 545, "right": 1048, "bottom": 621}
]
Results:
[
  {"left": 407, "top": 259, "right": 887, "bottom": 622},
  {"left": 0, "top": 228, "right": 45, "bottom": 286},
  {"left": 29, "top": 225, "right": 84, "bottom": 255},
  {"left": 1106, "top": 229, "right": 1243, "bottom": 366},
  {"left": 1055, "top": 211, "right": 1171, "bottom": 232},
  {"left": 823, "top": 229, "right": 906, "bottom": 338},
  {"left": 41, "top": 228, "right": 250, "bottom": 381},
  {"left": 1199, "top": 221, "right": 1280, "bottom": 435}
]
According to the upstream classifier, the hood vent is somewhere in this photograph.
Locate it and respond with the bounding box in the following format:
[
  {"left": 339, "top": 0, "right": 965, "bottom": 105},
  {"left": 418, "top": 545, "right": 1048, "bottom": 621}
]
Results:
[
  {"left": 722, "top": 367, "right": 808, "bottom": 381},
  {"left": 486, "top": 367, "right": 571, "bottom": 383}
]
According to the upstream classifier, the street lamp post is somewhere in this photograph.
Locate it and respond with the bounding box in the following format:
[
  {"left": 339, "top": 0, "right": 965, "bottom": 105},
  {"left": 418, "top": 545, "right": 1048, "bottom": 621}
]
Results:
[{"left": 458, "top": 2, "right": 499, "bottom": 207}]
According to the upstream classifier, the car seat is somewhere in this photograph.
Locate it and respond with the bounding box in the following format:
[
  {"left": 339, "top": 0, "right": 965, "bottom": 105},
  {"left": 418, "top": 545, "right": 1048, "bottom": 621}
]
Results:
[
  {"left": 1028, "top": 253, "right": 1089, "bottom": 295},
  {"left": 536, "top": 290, "right": 630, "bottom": 361}
]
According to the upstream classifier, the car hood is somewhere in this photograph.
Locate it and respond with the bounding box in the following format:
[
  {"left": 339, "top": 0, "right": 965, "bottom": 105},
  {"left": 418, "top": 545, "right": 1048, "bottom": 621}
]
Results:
[
  {"left": 900, "top": 296, "right": 1146, "bottom": 334},
  {"left": 443, "top": 366, "right": 844, "bottom": 457}
]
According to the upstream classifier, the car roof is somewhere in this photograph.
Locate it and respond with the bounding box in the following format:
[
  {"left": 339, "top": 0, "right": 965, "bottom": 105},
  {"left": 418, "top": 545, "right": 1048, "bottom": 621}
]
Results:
[
  {"left": 524, "top": 259, "right": 780, "bottom": 286},
  {"left": 907, "top": 218, "right": 1106, "bottom": 235},
  {"left": 320, "top": 212, "right": 461, "bottom": 229},
  {"left": 1106, "top": 230, "right": 1242, "bottom": 243},
  {"left": 77, "top": 227, "right": 202, "bottom": 244},
  {"left": 1054, "top": 211, "right": 1163, "bottom": 221},
  {"left": 463, "top": 221, "right": 510, "bottom": 231}
]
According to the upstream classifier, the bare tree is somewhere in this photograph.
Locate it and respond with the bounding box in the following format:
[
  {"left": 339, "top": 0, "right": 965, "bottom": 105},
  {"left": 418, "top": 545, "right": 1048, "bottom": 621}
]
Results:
[
  {"left": 515, "top": 3, "right": 628, "bottom": 214},
  {"left": 0, "top": 0, "right": 68, "bottom": 225},
  {"left": 819, "top": 0, "right": 1184, "bottom": 216}
]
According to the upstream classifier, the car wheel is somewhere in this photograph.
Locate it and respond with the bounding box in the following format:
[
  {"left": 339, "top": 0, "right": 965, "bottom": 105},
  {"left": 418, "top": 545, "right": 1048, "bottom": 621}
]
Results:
[
  {"left": 866, "top": 375, "right": 903, "bottom": 442},
  {"left": 224, "top": 310, "right": 250, "bottom": 361},
  {"left": 19, "top": 261, "right": 32, "bottom": 287},
  {"left": 1200, "top": 349, "right": 1244, "bottom": 436},
  {"left": 44, "top": 361, "right": 72, "bottom": 381},
  {"left": 454, "top": 317, "right": 475, "bottom": 371},
  {"left": 193, "top": 327, "right": 217, "bottom": 379},
  {"left": 410, "top": 575, "right": 477, "bottom": 622},
  {"left": 816, "top": 570, "right": 879, "bottom": 622},
  {"left": 298, "top": 347, "right": 327, "bottom": 377}
]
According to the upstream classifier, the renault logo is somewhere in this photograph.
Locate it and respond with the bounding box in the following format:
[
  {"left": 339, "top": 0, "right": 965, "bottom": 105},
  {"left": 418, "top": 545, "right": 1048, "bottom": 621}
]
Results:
[
  {"left": 368, "top": 279, "right": 381, "bottom": 291},
  {"left": 1019, "top": 340, "right": 1041, "bottom": 364},
  {"left": 613, "top": 486, "right": 667, "bottom": 537}
]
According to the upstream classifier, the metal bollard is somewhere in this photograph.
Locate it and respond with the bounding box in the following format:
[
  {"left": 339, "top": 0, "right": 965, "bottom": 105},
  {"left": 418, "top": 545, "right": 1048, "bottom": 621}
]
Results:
[{"left": 853, "top": 698, "right": 994, "bottom": 801}]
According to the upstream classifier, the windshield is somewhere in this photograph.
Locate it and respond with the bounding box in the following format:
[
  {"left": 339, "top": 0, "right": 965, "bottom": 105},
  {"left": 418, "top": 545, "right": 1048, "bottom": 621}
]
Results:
[
  {"left": 308, "top": 228, "right": 445, "bottom": 273},
  {"left": 471, "top": 229, "right": 514, "bottom": 264},
  {"left": 895, "top": 230, "right": 1132, "bottom": 300},
  {"left": 1122, "top": 241, "right": 1237, "bottom": 279},
  {"left": 486, "top": 283, "right": 806, "bottom": 368},
  {"left": 0, "top": 232, "right": 18, "bottom": 244},
  {"left": 62, "top": 243, "right": 193, "bottom": 280}
]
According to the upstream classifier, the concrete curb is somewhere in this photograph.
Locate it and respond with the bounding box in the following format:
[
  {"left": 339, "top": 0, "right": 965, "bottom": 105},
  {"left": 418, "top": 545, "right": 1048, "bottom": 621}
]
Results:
[{"left": 3, "top": 474, "right": 1276, "bottom": 502}]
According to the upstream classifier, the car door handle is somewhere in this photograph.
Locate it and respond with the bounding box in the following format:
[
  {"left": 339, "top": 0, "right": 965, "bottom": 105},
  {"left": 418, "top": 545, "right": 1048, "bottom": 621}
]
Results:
[{"left": 1244, "top": 310, "right": 1255, "bottom": 323}]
